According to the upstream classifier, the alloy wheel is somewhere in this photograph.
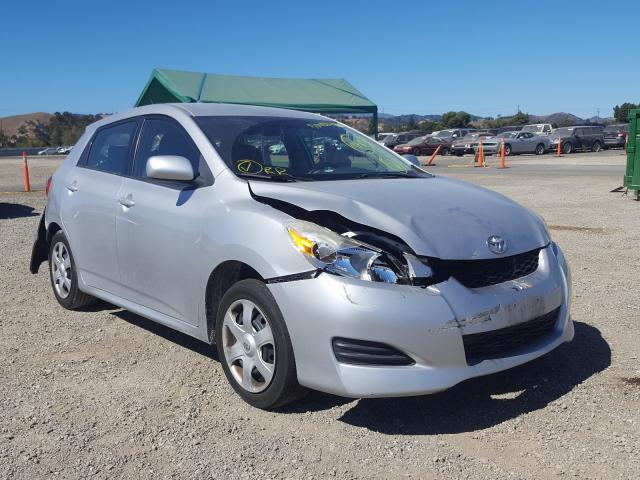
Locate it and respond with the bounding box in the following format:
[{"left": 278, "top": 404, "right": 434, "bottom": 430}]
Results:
[
  {"left": 221, "top": 299, "right": 275, "bottom": 393},
  {"left": 51, "top": 241, "right": 71, "bottom": 299}
]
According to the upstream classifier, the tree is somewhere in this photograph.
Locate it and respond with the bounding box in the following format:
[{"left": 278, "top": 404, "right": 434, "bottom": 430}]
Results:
[
  {"left": 480, "top": 111, "right": 530, "bottom": 129},
  {"left": 613, "top": 103, "right": 639, "bottom": 123},
  {"left": 406, "top": 115, "right": 418, "bottom": 131},
  {"left": 417, "top": 119, "right": 444, "bottom": 134},
  {"left": 366, "top": 117, "right": 376, "bottom": 135},
  {"left": 441, "top": 111, "right": 471, "bottom": 128}
]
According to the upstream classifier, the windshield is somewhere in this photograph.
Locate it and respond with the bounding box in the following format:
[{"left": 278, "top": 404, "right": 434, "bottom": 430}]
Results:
[
  {"left": 550, "top": 127, "right": 573, "bottom": 138},
  {"left": 604, "top": 124, "right": 627, "bottom": 133},
  {"left": 521, "top": 125, "right": 543, "bottom": 133},
  {"left": 195, "top": 116, "right": 430, "bottom": 181},
  {"left": 407, "top": 136, "right": 426, "bottom": 146},
  {"left": 431, "top": 130, "right": 452, "bottom": 138},
  {"left": 498, "top": 131, "right": 517, "bottom": 138}
]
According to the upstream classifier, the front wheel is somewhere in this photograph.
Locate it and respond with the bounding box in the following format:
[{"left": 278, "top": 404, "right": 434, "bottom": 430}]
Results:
[
  {"left": 48, "top": 231, "right": 96, "bottom": 309},
  {"left": 440, "top": 147, "right": 450, "bottom": 156},
  {"left": 562, "top": 142, "right": 573, "bottom": 154},
  {"left": 535, "top": 143, "right": 545, "bottom": 155},
  {"left": 504, "top": 144, "right": 512, "bottom": 156},
  {"left": 216, "top": 279, "right": 307, "bottom": 409}
]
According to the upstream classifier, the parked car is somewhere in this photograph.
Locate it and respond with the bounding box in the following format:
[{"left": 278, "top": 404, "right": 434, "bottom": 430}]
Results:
[
  {"left": 430, "top": 129, "right": 472, "bottom": 141},
  {"left": 38, "top": 147, "right": 60, "bottom": 155},
  {"left": 376, "top": 132, "right": 395, "bottom": 144},
  {"left": 603, "top": 124, "right": 629, "bottom": 149},
  {"left": 481, "top": 131, "right": 550, "bottom": 156},
  {"left": 451, "top": 132, "right": 495, "bottom": 156},
  {"left": 382, "top": 132, "right": 423, "bottom": 149},
  {"left": 521, "top": 123, "right": 553, "bottom": 135},
  {"left": 393, "top": 136, "right": 453, "bottom": 156},
  {"left": 549, "top": 126, "right": 605, "bottom": 154},
  {"left": 56, "top": 146, "right": 73, "bottom": 155},
  {"left": 30, "top": 103, "right": 572, "bottom": 409}
]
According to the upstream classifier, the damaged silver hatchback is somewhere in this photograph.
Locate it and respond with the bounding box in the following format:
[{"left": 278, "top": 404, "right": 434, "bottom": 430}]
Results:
[{"left": 30, "top": 103, "right": 573, "bottom": 409}]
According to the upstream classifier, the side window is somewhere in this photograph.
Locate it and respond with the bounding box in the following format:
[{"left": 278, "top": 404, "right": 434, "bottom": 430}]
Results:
[
  {"left": 86, "top": 121, "right": 137, "bottom": 174},
  {"left": 134, "top": 118, "right": 204, "bottom": 180}
]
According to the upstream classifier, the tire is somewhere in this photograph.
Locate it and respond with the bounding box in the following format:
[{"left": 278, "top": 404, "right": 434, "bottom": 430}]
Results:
[
  {"left": 562, "top": 142, "right": 573, "bottom": 154},
  {"left": 592, "top": 141, "right": 602, "bottom": 152},
  {"left": 411, "top": 148, "right": 418, "bottom": 155},
  {"left": 504, "top": 144, "right": 512, "bottom": 156},
  {"left": 535, "top": 143, "right": 545, "bottom": 155},
  {"left": 48, "top": 231, "right": 96, "bottom": 310},
  {"left": 215, "top": 279, "right": 307, "bottom": 409},
  {"left": 441, "top": 147, "right": 450, "bottom": 156}
]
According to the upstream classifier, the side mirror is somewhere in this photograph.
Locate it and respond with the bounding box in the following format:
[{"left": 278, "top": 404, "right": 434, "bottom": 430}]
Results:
[{"left": 146, "top": 155, "right": 195, "bottom": 181}]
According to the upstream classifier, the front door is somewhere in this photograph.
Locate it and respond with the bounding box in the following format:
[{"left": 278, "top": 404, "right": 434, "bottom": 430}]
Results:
[{"left": 115, "top": 116, "right": 213, "bottom": 324}]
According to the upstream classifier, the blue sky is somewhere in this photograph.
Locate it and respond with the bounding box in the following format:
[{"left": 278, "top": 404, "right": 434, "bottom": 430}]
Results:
[{"left": 1, "top": 0, "right": 637, "bottom": 118}]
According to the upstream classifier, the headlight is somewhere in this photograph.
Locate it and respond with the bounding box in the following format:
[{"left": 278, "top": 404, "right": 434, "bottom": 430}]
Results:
[{"left": 287, "top": 220, "right": 410, "bottom": 284}]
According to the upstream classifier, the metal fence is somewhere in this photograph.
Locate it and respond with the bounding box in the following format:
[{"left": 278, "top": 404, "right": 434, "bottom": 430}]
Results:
[{"left": 0, "top": 147, "right": 51, "bottom": 157}]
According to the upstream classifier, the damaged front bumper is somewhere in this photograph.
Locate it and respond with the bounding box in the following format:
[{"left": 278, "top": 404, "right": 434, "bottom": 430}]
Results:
[{"left": 268, "top": 245, "right": 572, "bottom": 398}]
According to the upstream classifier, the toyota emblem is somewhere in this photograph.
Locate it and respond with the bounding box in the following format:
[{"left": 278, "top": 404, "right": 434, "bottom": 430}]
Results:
[{"left": 487, "top": 235, "right": 507, "bottom": 254}]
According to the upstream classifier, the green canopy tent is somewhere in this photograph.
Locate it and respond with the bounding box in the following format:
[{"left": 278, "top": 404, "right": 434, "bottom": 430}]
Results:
[{"left": 135, "top": 68, "right": 379, "bottom": 136}]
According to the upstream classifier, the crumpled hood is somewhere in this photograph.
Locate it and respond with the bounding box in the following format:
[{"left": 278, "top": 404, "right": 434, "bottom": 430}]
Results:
[{"left": 250, "top": 176, "right": 550, "bottom": 260}]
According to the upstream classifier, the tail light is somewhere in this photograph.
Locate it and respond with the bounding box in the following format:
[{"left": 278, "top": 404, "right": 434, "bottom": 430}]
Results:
[{"left": 45, "top": 176, "right": 52, "bottom": 197}]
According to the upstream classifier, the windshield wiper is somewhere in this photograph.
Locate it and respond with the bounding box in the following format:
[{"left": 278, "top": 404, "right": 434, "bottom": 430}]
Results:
[
  {"left": 356, "top": 172, "right": 420, "bottom": 179},
  {"left": 236, "top": 172, "right": 298, "bottom": 182}
]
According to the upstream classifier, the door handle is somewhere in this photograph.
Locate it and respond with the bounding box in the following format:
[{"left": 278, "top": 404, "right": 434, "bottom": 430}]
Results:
[
  {"left": 118, "top": 195, "right": 135, "bottom": 208},
  {"left": 65, "top": 181, "right": 79, "bottom": 192}
]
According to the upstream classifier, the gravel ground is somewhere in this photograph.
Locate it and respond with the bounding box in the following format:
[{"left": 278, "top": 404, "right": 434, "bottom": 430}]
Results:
[{"left": 1, "top": 152, "right": 639, "bottom": 479}]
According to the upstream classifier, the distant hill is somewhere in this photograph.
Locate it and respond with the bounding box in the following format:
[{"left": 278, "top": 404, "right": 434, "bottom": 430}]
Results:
[{"left": 0, "top": 112, "right": 52, "bottom": 137}]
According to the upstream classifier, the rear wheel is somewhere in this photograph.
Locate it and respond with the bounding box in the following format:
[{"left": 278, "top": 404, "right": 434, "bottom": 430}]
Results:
[
  {"left": 562, "top": 142, "right": 573, "bottom": 154},
  {"left": 535, "top": 143, "right": 545, "bottom": 155},
  {"left": 48, "top": 231, "right": 96, "bottom": 309},
  {"left": 216, "top": 279, "right": 307, "bottom": 409},
  {"left": 440, "top": 147, "right": 450, "bottom": 156},
  {"left": 592, "top": 141, "right": 602, "bottom": 152},
  {"left": 504, "top": 144, "right": 512, "bottom": 156}
]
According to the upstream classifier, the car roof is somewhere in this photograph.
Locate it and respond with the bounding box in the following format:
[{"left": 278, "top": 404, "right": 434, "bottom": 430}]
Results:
[{"left": 90, "top": 102, "right": 326, "bottom": 131}]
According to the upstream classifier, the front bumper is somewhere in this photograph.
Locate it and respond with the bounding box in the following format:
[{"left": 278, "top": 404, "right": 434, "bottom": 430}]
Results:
[
  {"left": 451, "top": 145, "right": 475, "bottom": 155},
  {"left": 268, "top": 245, "right": 572, "bottom": 398}
]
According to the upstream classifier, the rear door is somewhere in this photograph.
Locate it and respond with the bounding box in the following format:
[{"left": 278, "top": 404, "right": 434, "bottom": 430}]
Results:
[
  {"left": 115, "top": 116, "right": 213, "bottom": 324},
  {"left": 60, "top": 120, "right": 139, "bottom": 294}
]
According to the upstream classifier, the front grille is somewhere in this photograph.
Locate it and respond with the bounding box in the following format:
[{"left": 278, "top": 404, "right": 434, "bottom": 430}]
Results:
[
  {"left": 462, "top": 307, "right": 561, "bottom": 365},
  {"left": 332, "top": 338, "right": 414, "bottom": 366},
  {"left": 429, "top": 248, "right": 540, "bottom": 288}
]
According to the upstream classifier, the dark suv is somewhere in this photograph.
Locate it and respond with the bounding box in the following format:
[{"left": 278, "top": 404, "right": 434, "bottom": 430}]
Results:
[
  {"left": 549, "top": 126, "right": 605, "bottom": 154},
  {"left": 603, "top": 124, "right": 629, "bottom": 149}
]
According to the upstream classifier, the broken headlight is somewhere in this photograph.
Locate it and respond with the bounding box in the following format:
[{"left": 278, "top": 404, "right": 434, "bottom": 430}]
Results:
[{"left": 287, "top": 220, "right": 407, "bottom": 283}]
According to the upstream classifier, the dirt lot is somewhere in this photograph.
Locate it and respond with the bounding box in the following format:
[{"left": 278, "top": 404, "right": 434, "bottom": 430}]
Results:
[{"left": 1, "top": 152, "right": 639, "bottom": 479}]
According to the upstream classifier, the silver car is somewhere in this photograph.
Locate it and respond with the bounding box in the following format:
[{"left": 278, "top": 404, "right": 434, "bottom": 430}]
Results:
[
  {"left": 30, "top": 103, "right": 573, "bottom": 409},
  {"left": 481, "top": 131, "right": 550, "bottom": 156}
]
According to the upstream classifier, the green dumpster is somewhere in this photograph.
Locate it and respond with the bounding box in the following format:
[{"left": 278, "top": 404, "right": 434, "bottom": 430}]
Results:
[{"left": 624, "top": 109, "right": 640, "bottom": 200}]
